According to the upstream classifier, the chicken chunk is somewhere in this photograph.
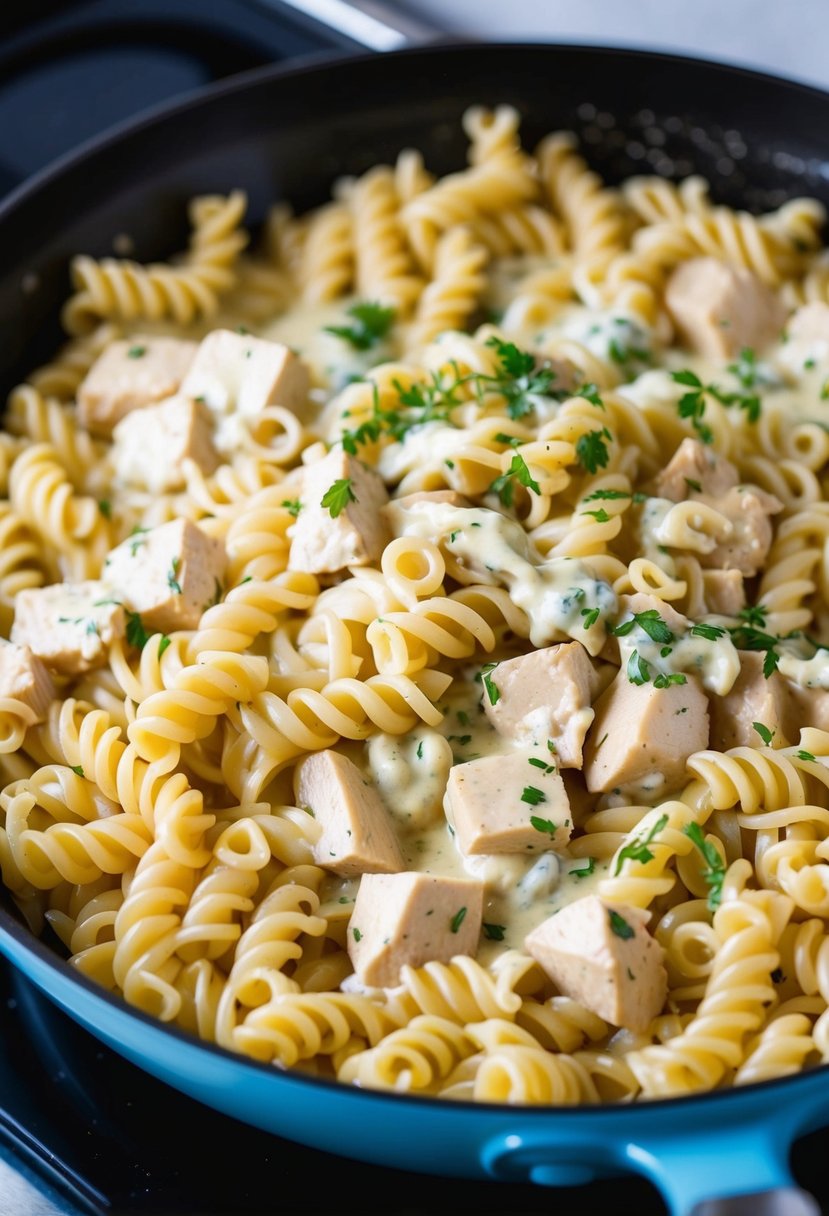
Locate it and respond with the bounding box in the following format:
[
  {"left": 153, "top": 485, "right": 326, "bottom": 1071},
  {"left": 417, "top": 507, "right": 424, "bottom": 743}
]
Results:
[
  {"left": 112, "top": 396, "right": 220, "bottom": 493},
  {"left": 653, "top": 438, "right": 739, "bottom": 503},
  {"left": 77, "top": 337, "right": 197, "bottom": 436},
  {"left": 702, "top": 569, "right": 745, "bottom": 617},
  {"left": 708, "top": 651, "right": 797, "bottom": 751},
  {"left": 288, "top": 448, "right": 390, "bottom": 575},
  {"left": 481, "top": 642, "right": 596, "bottom": 769},
  {"left": 652, "top": 440, "right": 781, "bottom": 577},
  {"left": 699, "top": 485, "right": 782, "bottom": 577},
  {"left": 583, "top": 669, "right": 709, "bottom": 795},
  {"left": 294, "top": 750, "right": 404, "bottom": 877},
  {"left": 445, "top": 751, "right": 572, "bottom": 855},
  {"left": 524, "top": 895, "right": 667, "bottom": 1033},
  {"left": 665, "top": 257, "right": 786, "bottom": 359},
  {"left": 347, "top": 872, "right": 484, "bottom": 987},
  {"left": 180, "top": 329, "right": 310, "bottom": 452},
  {"left": 11, "top": 582, "right": 125, "bottom": 674},
  {"left": 104, "top": 519, "right": 226, "bottom": 633},
  {"left": 0, "top": 642, "right": 55, "bottom": 722}
]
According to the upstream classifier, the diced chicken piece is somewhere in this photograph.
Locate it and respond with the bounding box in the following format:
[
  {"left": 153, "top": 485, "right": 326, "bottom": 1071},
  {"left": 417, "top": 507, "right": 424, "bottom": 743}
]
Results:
[
  {"left": 104, "top": 518, "right": 226, "bottom": 633},
  {"left": 786, "top": 684, "right": 829, "bottom": 735},
  {"left": 524, "top": 895, "right": 667, "bottom": 1033},
  {"left": 0, "top": 641, "right": 55, "bottom": 722},
  {"left": 445, "top": 751, "right": 572, "bottom": 855},
  {"left": 11, "top": 582, "right": 125, "bottom": 675},
  {"left": 665, "top": 257, "right": 786, "bottom": 359},
  {"left": 180, "top": 329, "right": 310, "bottom": 452},
  {"left": 583, "top": 670, "right": 709, "bottom": 794},
  {"left": 390, "top": 490, "right": 471, "bottom": 510},
  {"left": 703, "top": 569, "right": 745, "bottom": 617},
  {"left": 699, "top": 485, "right": 782, "bottom": 577},
  {"left": 348, "top": 871, "right": 484, "bottom": 987},
  {"left": 112, "top": 396, "right": 220, "bottom": 493},
  {"left": 653, "top": 438, "right": 739, "bottom": 503},
  {"left": 294, "top": 749, "right": 404, "bottom": 877},
  {"left": 786, "top": 301, "right": 829, "bottom": 349},
  {"left": 482, "top": 642, "right": 597, "bottom": 769},
  {"left": 288, "top": 448, "right": 390, "bottom": 574},
  {"left": 708, "top": 651, "right": 797, "bottom": 751},
  {"left": 77, "top": 337, "right": 197, "bottom": 436}
]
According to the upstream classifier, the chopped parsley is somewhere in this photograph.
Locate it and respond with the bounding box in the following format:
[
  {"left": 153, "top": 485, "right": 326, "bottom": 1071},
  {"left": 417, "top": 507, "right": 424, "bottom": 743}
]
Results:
[
  {"left": 281, "top": 499, "right": 302, "bottom": 517},
  {"left": 689, "top": 622, "right": 727, "bottom": 642},
  {"left": 528, "top": 757, "right": 555, "bottom": 775},
  {"left": 752, "top": 722, "right": 775, "bottom": 746},
  {"left": 127, "top": 345, "right": 146, "bottom": 359},
  {"left": 653, "top": 672, "right": 687, "bottom": 688},
  {"left": 128, "top": 526, "right": 148, "bottom": 557},
  {"left": 614, "top": 813, "right": 669, "bottom": 875},
  {"left": 158, "top": 636, "right": 171, "bottom": 658},
  {"left": 521, "top": 786, "right": 547, "bottom": 807},
  {"left": 671, "top": 365, "right": 761, "bottom": 438},
  {"left": 683, "top": 822, "right": 725, "bottom": 910},
  {"left": 530, "top": 815, "right": 557, "bottom": 837},
  {"left": 627, "top": 649, "right": 652, "bottom": 685},
  {"left": 352, "top": 927, "right": 362, "bottom": 942},
  {"left": 480, "top": 662, "right": 500, "bottom": 706},
  {"left": 484, "top": 336, "right": 560, "bottom": 420},
  {"left": 796, "top": 750, "right": 816, "bottom": 763},
  {"left": 684, "top": 478, "right": 702, "bottom": 493},
  {"left": 738, "top": 603, "right": 768, "bottom": 629},
  {"left": 608, "top": 910, "right": 635, "bottom": 940},
  {"left": 167, "top": 557, "right": 182, "bottom": 595},
  {"left": 575, "top": 428, "right": 612, "bottom": 474},
  {"left": 98, "top": 499, "right": 112, "bottom": 519},
  {"left": 321, "top": 477, "right": 357, "bottom": 518},
  {"left": 416, "top": 740, "right": 424, "bottom": 759},
  {"left": 612, "top": 608, "right": 674, "bottom": 645},
  {"left": 570, "top": 857, "right": 596, "bottom": 879},
  {"left": 580, "top": 606, "right": 600, "bottom": 629},
  {"left": 324, "top": 301, "right": 396, "bottom": 350},
  {"left": 582, "top": 507, "right": 610, "bottom": 522},
  {"left": 489, "top": 453, "right": 541, "bottom": 507},
  {"left": 450, "top": 907, "right": 467, "bottom": 934},
  {"left": 726, "top": 622, "right": 780, "bottom": 678},
  {"left": 125, "top": 610, "right": 152, "bottom": 651},
  {"left": 583, "top": 488, "right": 631, "bottom": 502},
  {"left": 482, "top": 922, "right": 506, "bottom": 941},
  {"left": 70, "top": 764, "right": 84, "bottom": 777}
]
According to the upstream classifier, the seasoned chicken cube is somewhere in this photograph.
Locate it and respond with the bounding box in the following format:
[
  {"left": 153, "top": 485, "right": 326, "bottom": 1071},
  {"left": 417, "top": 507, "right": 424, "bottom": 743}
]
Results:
[
  {"left": 481, "top": 642, "right": 596, "bottom": 769},
  {"left": 445, "top": 751, "right": 572, "bottom": 855},
  {"left": 347, "top": 872, "right": 484, "bottom": 987},
  {"left": 294, "top": 749, "right": 404, "bottom": 877},
  {"left": 288, "top": 448, "right": 391, "bottom": 574},
  {"left": 709, "top": 651, "right": 797, "bottom": 751},
  {"left": 583, "top": 669, "right": 709, "bottom": 795},
  {"left": 104, "top": 519, "right": 226, "bottom": 633},
  {"left": 653, "top": 438, "right": 739, "bottom": 503},
  {"left": 0, "top": 641, "right": 55, "bottom": 721},
  {"left": 11, "top": 582, "right": 125, "bottom": 675},
  {"left": 703, "top": 569, "right": 745, "bottom": 617},
  {"left": 77, "top": 337, "right": 197, "bottom": 436},
  {"left": 112, "top": 396, "right": 220, "bottom": 493},
  {"left": 180, "top": 329, "right": 310, "bottom": 452},
  {"left": 665, "top": 257, "right": 786, "bottom": 359},
  {"left": 699, "top": 485, "right": 782, "bottom": 577},
  {"left": 525, "top": 895, "right": 667, "bottom": 1033}
]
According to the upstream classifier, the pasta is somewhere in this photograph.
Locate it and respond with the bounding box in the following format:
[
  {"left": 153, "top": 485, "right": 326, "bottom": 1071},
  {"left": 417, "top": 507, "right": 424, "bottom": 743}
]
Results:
[{"left": 7, "top": 102, "right": 829, "bottom": 1110}]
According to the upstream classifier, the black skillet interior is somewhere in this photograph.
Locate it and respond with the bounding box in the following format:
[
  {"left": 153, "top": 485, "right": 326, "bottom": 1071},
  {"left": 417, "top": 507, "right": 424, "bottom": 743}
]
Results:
[{"left": 2, "top": 40, "right": 829, "bottom": 400}]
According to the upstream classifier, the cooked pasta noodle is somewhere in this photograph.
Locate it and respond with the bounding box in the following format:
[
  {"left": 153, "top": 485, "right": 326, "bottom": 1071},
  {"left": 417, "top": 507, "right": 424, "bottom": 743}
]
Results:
[{"left": 5, "top": 103, "right": 829, "bottom": 1111}]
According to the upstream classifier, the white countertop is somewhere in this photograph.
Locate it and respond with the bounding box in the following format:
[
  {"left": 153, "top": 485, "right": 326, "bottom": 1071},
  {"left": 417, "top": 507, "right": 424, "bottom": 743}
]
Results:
[{"left": 400, "top": 0, "right": 829, "bottom": 90}]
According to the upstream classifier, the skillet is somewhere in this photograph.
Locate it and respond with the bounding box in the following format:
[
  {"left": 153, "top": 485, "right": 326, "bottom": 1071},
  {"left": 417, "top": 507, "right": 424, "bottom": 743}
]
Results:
[{"left": 0, "top": 40, "right": 828, "bottom": 1216}]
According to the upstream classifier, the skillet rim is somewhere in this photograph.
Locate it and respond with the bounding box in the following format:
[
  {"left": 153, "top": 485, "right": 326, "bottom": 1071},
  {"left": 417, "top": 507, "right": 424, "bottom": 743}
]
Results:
[{"left": 1, "top": 36, "right": 828, "bottom": 1121}]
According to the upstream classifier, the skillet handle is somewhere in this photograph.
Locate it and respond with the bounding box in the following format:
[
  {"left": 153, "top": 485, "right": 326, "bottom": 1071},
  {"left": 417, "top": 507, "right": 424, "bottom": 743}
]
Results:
[
  {"left": 691, "top": 1192, "right": 821, "bottom": 1216},
  {"left": 272, "top": 0, "right": 445, "bottom": 50}
]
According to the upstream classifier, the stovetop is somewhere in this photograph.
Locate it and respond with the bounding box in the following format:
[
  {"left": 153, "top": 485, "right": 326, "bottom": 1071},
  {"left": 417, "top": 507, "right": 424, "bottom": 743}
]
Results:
[{"left": 2, "top": 5, "right": 829, "bottom": 1214}]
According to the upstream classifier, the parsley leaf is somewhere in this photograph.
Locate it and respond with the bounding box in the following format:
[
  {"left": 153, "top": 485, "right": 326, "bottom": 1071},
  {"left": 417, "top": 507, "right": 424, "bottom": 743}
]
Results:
[
  {"left": 683, "top": 822, "right": 725, "bottom": 910},
  {"left": 608, "top": 910, "right": 635, "bottom": 940},
  {"left": 575, "top": 428, "right": 612, "bottom": 474},
  {"left": 752, "top": 721, "right": 775, "bottom": 746},
  {"left": 689, "top": 622, "right": 727, "bottom": 642},
  {"left": 627, "top": 649, "right": 652, "bottom": 685},
  {"left": 125, "top": 610, "right": 151, "bottom": 651},
  {"left": 167, "top": 557, "right": 182, "bottom": 595},
  {"left": 480, "top": 662, "right": 500, "bottom": 706},
  {"left": 614, "top": 813, "right": 669, "bottom": 875},
  {"left": 484, "top": 336, "right": 560, "bottom": 420},
  {"left": 613, "top": 609, "right": 674, "bottom": 645},
  {"left": 530, "top": 815, "right": 557, "bottom": 837},
  {"left": 324, "top": 301, "right": 396, "bottom": 350},
  {"left": 581, "top": 606, "right": 600, "bottom": 629},
  {"left": 321, "top": 477, "right": 357, "bottom": 518},
  {"left": 482, "top": 922, "right": 506, "bottom": 941},
  {"left": 653, "top": 672, "right": 687, "bottom": 688},
  {"left": 489, "top": 453, "right": 541, "bottom": 507},
  {"left": 796, "top": 749, "right": 816, "bottom": 763},
  {"left": 582, "top": 507, "right": 610, "bottom": 522}
]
